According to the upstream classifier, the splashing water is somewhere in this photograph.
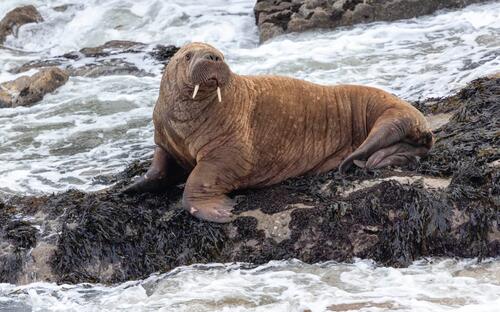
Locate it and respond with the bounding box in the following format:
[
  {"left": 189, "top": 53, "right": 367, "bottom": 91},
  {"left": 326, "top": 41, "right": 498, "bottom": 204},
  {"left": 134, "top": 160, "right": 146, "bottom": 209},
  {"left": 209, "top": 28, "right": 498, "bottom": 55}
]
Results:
[
  {"left": 1, "top": 259, "right": 499, "bottom": 312},
  {"left": 0, "top": 1, "right": 499, "bottom": 310},
  {"left": 0, "top": 0, "right": 499, "bottom": 195}
]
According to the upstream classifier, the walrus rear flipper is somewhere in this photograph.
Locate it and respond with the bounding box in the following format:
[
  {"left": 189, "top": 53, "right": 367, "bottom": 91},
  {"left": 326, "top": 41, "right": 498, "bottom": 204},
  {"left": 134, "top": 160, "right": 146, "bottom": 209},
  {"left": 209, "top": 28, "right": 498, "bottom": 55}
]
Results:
[
  {"left": 339, "top": 113, "right": 431, "bottom": 173},
  {"left": 351, "top": 142, "right": 430, "bottom": 170}
]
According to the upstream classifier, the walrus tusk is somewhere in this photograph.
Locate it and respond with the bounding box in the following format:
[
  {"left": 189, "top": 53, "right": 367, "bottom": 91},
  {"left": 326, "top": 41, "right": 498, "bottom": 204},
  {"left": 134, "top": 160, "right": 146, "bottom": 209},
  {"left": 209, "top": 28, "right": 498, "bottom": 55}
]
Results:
[
  {"left": 192, "top": 84, "right": 200, "bottom": 99},
  {"left": 217, "top": 86, "right": 222, "bottom": 102}
]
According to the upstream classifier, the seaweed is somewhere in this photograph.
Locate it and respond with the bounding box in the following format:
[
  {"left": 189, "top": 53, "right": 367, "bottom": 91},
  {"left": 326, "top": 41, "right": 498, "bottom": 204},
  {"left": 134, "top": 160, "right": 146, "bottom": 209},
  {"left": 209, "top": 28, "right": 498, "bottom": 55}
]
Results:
[{"left": 1, "top": 76, "right": 498, "bottom": 284}]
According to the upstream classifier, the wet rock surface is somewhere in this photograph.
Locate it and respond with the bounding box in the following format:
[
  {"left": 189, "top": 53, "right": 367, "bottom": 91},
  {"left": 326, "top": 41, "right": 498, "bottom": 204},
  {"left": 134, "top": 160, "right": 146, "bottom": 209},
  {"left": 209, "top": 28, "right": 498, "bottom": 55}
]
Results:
[
  {"left": 0, "top": 76, "right": 498, "bottom": 284},
  {"left": 0, "top": 67, "right": 69, "bottom": 108},
  {"left": 254, "top": 0, "right": 490, "bottom": 42},
  {"left": 0, "top": 5, "right": 43, "bottom": 44},
  {"left": 9, "top": 41, "right": 180, "bottom": 78}
]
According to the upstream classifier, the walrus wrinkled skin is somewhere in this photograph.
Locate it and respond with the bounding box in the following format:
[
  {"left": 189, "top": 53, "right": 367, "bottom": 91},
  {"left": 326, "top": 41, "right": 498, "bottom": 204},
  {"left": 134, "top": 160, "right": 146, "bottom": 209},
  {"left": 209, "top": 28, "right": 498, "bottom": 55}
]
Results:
[{"left": 124, "top": 42, "right": 434, "bottom": 223}]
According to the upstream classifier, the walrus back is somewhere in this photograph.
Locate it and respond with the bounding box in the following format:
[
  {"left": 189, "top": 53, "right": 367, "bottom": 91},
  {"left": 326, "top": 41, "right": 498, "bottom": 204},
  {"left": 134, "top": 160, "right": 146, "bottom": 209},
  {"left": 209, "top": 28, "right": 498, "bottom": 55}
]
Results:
[
  {"left": 240, "top": 76, "right": 362, "bottom": 186},
  {"left": 240, "top": 76, "right": 433, "bottom": 185}
]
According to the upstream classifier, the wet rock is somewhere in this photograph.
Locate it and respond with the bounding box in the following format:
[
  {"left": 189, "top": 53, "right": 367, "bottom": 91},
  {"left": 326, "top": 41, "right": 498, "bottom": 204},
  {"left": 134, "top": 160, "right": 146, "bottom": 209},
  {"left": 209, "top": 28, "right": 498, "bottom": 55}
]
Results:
[
  {"left": 52, "top": 5, "right": 70, "bottom": 13},
  {"left": 149, "top": 44, "right": 180, "bottom": 65},
  {"left": 0, "top": 5, "right": 43, "bottom": 44},
  {"left": 0, "top": 76, "right": 498, "bottom": 284},
  {"left": 254, "top": 0, "right": 489, "bottom": 42},
  {"left": 11, "top": 56, "right": 150, "bottom": 78},
  {"left": 4, "top": 221, "right": 38, "bottom": 249},
  {"left": 66, "top": 59, "right": 150, "bottom": 78},
  {"left": 0, "top": 67, "right": 68, "bottom": 108},
  {"left": 10, "top": 41, "right": 180, "bottom": 78},
  {"left": 415, "top": 76, "right": 500, "bottom": 175},
  {"left": 78, "top": 40, "right": 146, "bottom": 57}
]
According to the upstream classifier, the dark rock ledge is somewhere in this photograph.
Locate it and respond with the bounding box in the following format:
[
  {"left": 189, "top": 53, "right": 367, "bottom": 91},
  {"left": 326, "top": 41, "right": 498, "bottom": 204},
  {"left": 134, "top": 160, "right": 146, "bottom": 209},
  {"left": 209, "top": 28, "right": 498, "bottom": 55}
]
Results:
[
  {"left": 254, "top": 0, "right": 492, "bottom": 42},
  {"left": 1, "top": 75, "right": 498, "bottom": 285}
]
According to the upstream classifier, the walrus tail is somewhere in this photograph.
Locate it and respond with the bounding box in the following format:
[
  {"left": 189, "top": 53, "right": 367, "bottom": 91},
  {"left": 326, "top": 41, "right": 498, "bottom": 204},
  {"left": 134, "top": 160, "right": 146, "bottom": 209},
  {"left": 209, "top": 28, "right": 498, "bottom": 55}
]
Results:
[{"left": 339, "top": 111, "right": 433, "bottom": 173}]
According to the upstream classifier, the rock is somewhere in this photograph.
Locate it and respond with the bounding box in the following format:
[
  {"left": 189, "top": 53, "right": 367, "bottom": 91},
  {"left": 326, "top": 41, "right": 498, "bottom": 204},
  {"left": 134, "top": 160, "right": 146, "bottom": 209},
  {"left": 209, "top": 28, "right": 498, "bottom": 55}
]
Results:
[
  {"left": 9, "top": 41, "right": 180, "bottom": 78},
  {"left": 259, "top": 22, "right": 286, "bottom": 42},
  {"left": 52, "top": 5, "right": 71, "bottom": 13},
  {"left": 0, "top": 67, "right": 68, "bottom": 108},
  {"left": 65, "top": 59, "right": 150, "bottom": 78},
  {"left": 0, "top": 5, "right": 43, "bottom": 44},
  {"left": 78, "top": 40, "right": 146, "bottom": 57},
  {"left": 254, "top": 0, "right": 489, "bottom": 42},
  {"left": 0, "top": 76, "right": 498, "bottom": 284},
  {"left": 149, "top": 44, "right": 180, "bottom": 65}
]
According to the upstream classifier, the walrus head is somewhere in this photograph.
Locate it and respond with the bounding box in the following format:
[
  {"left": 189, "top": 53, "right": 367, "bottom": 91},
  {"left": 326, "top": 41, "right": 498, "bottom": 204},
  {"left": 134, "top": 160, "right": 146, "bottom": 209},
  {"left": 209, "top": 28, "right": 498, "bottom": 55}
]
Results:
[{"left": 166, "top": 42, "right": 231, "bottom": 102}]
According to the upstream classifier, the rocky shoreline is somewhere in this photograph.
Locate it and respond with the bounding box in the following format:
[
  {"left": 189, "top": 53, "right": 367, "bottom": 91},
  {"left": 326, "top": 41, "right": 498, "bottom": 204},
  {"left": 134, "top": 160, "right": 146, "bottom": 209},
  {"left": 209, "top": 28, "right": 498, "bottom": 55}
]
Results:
[
  {"left": 0, "top": 39, "right": 178, "bottom": 108},
  {"left": 0, "top": 1, "right": 498, "bottom": 286},
  {"left": 1, "top": 5, "right": 179, "bottom": 108},
  {"left": 1, "top": 75, "right": 498, "bottom": 285},
  {"left": 254, "top": 0, "right": 491, "bottom": 42}
]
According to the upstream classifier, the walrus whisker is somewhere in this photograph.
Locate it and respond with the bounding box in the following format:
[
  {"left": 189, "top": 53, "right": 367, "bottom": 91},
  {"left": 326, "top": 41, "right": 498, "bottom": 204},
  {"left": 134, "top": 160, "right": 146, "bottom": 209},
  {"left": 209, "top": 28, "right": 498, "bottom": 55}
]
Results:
[
  {"left": 192, "top": 84, "right": 199, "bottom": 99},
  {"left": 217, "top": 86, "right": 222, "bottom": 102}
]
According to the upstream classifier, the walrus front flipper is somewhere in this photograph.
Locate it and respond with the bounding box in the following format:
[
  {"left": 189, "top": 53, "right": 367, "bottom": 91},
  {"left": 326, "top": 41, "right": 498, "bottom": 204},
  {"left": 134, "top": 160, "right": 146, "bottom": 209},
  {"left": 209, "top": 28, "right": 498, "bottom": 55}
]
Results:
[
  {"left": 122, "top": 146, "right": 185, "bottom": 194},
  {"left": 183, "top": 194, "right": 235, "bottom": 223},
  {"left": 182, "top": 160, "right": 236, "bottom": 223}
]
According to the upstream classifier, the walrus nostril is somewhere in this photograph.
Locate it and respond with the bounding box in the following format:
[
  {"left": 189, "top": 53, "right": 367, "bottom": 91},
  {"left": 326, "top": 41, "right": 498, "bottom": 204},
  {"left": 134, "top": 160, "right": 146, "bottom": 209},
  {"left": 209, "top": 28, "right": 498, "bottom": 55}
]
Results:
[{"left": 204, "top": 53, "right": 221, "bottom": 62}]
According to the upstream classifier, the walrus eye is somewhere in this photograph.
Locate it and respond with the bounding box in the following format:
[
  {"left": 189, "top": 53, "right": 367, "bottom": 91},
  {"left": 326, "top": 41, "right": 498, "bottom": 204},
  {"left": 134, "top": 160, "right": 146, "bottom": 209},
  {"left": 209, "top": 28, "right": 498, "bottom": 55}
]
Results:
[{"left": 185, "top": 53, "right": 192, "bottom": 61}]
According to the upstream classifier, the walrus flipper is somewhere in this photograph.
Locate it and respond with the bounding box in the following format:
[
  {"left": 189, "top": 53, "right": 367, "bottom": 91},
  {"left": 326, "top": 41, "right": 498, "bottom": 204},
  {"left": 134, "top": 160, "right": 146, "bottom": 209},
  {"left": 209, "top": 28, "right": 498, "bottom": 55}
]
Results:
[
  {"left": 364, "top": 143, "right": 429, "bottom": 169},
  {"left": 123, "top": 146, "right": 184, "bottom": 194},
  {"left": 339, "top": 112, "right": 431, "bottom": 173},
  {"left": 182, "top": 161, "right": 236, "bottom": 223}
]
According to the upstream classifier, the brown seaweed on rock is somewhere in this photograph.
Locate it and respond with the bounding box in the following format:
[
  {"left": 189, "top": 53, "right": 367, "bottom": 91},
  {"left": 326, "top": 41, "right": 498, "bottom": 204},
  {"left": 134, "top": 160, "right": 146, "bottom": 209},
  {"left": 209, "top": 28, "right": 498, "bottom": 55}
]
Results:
[
  {"left": 0, "top": 76, "right": 498, "bottom": 284},
  {"left": 415, "top": 76, "right": 500, "bottom": 175}
]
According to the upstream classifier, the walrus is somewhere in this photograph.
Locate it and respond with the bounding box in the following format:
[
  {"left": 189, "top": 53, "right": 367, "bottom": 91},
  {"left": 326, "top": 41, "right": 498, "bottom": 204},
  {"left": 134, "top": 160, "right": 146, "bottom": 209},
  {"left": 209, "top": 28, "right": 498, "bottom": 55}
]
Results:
[{"left": 124, "top": 42, "right": 434, "bottom": 223}]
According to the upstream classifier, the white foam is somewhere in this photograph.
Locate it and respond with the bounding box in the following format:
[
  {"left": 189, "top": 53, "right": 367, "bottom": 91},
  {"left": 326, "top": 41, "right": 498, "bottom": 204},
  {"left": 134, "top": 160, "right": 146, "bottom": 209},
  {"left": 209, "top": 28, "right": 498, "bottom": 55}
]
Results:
[{"left": 0, "top": 258, "right": 499, "bottom": 311}]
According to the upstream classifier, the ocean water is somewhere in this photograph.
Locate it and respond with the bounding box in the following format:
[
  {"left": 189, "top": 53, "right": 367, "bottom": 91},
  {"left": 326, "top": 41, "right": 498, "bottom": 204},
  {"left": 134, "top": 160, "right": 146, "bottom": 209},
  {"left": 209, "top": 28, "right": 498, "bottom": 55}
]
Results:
[
  {"left": 0, "top": 1, "right": 499, "bottom": 311},
  {"left": 1, "top": 259, "right": 499, "bottom": 312}
]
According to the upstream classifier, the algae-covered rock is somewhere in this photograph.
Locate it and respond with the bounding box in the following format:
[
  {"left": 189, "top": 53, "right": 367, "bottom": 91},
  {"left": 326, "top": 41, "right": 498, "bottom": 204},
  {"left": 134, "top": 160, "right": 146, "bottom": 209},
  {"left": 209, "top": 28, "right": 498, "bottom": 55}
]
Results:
[{"left": 0, "top": 76, "right": 498, "bottom": 284}]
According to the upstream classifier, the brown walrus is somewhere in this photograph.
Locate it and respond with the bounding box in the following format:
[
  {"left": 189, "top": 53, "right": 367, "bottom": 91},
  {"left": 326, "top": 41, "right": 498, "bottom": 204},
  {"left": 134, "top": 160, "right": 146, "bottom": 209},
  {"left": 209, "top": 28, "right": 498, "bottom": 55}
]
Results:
[{"left": 124, "top": 42, "right": 434, "bottom": 223}]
